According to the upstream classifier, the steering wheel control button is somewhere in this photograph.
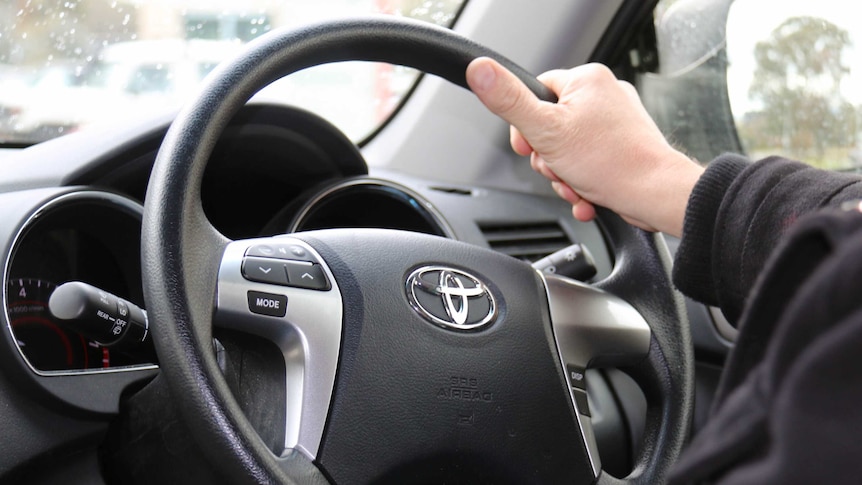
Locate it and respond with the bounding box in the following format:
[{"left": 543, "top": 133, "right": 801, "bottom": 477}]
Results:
[
  {"left": 567, "top": 364, "right": 587, "bottom": 390},
  {"left": 406, "top": 266, "right": 497, "bottom": 331},
  {"left": 247, "top": 243, "right": 318, "bottom": 263},
  {"left": 572, "top": 388, "right": 591, "bottom": 417},
  {"left": 284, "top": 261, "right": 330, "bottom": 290},
  {"left": 242, "top": 256, "right": 289, "bottom": 285},
  {"left": 247, "top": 244, "right": 276, "bottom": 257},
  {"left": 285, "top": 244, "right": 313, "bottom": 261},
  {"left": 247, "top": 291, "right": 287, "bottom": 317}
]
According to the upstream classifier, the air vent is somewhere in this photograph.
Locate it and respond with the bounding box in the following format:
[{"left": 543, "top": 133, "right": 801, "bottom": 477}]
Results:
[
  {"left": 429, "top": 186, "right": 474, "bottom": 196},
  {"left": 479, "top": 222, "right": 572, "bottom": 262}
]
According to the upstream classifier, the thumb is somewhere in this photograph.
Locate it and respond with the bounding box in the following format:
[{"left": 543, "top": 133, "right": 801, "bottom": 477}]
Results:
[{"left": 466, "top": 57, "right": 550, "bottom": 139}]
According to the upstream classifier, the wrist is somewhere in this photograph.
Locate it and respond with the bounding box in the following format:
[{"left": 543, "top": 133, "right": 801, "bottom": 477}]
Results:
[{"left": 641, "top": 151, "right": 704, "bottom": 237}]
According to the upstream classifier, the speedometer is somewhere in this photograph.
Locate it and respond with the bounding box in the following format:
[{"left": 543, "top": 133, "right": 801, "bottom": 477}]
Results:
[{"left": 6, "top": 278, "right": 109, "bottom": 372}]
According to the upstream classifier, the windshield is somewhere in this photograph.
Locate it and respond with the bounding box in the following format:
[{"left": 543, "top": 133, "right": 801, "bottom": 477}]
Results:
[{"left": 0, "top": 1, "right": 465, "bottom": 145}]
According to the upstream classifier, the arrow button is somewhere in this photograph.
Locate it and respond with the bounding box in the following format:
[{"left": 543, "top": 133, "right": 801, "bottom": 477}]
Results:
[
  {"left": 242, "top": 257, "right": 288, "bottom": 285},
  {"left": 285, "top": 262, "right": 329, "bottom": 290}
]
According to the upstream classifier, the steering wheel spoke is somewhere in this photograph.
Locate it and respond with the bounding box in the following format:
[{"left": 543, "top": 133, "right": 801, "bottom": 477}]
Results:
[
  {"left": 543, "top": 273, "right": 652, "bottom": 476},
  {"left": 214, "top": 237, "right": 343, "bottom": 460},
  {"left": 544, "top": 273, "right": 651, "bottom": 371}
]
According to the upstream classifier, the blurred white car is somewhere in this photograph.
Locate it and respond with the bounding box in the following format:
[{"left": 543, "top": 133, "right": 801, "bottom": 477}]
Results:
[{"left": 0, "top": 63, "right": 83, "bottom": 142}]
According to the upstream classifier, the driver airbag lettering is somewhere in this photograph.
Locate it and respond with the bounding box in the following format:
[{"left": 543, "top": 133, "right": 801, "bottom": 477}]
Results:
[{"left": 436, "top": 375, "right": 493, "bottom": 402}]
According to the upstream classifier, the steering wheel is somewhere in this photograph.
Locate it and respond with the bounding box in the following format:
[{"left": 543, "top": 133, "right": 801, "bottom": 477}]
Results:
[{"left": 142, "top": 16, "right": 692, "bottom": 485}]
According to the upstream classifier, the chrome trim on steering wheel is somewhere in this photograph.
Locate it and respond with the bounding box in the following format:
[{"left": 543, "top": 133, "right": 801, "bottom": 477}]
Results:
[
  {"left": 541, "top": 272, "right": 652, "bottom": 478},
  {"left": 214, "top": 236, "right": 343, "bottom": 460}
]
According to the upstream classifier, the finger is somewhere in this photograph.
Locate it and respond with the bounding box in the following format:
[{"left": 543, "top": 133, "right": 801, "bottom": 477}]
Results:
[
  {"left": 550, "top": 181, "right": 581, "bottom": 206},
  {"left": 531, "top": 154, "right": 562, "bottom": 182},
  {"left": 572, "top": 200, "right": 597, "bottom": 222},
  {"left": 536, "top": 69, "right": 572, "bottom": 95},
  {"left": 538, "top": 63, "right": 617, "bottom": 99},
  {"left": 510, "top": 126, "right": 532, "bottom": 156},
  {"left": 466, "top": 57, "right": 552, "bottom": 139}
]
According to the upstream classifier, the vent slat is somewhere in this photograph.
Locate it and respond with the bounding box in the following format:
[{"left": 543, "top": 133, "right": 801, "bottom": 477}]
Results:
[
  {"left": 479, "top": 222, "right": 571, "bottom": 262},
  {"left": 482, "top": 228, "right": 566, "bottom": 243},
  {"left": 491, "top": 242, "right": 570, "bottom": 255}
]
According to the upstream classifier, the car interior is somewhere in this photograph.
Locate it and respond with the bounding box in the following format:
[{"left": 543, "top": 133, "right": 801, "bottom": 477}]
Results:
[{"left": 1, "top": 0, "right": 845, "bottom": 483}]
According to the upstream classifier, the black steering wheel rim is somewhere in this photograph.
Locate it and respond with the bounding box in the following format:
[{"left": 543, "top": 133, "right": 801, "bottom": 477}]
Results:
[{"left": 142, "top": 16, "right": 692, "bottom": 484}]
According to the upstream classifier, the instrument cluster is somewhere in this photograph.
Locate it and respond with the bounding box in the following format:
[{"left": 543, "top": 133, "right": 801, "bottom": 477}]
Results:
[{"left": 3, "top": 191, "right": 152, "bottom": 374}]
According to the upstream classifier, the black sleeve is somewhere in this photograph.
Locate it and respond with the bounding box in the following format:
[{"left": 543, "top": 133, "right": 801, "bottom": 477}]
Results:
[{"left": 672, "top": 153, "right": 862, "bottom": 324}]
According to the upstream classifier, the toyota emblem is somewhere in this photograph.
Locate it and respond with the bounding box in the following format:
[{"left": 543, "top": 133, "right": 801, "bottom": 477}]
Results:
[{"left": 406, "top": 266, "right": 497, "bottom": 331}]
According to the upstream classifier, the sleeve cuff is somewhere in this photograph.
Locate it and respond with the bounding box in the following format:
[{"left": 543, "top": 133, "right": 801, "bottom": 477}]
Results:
[{"left": 672, "top": 153, "right": 750, "bottom": 305}]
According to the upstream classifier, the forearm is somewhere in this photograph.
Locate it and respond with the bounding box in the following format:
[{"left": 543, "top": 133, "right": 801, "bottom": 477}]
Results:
[{"left": 673, "top": 154, "right": 862, "bottom": 323}]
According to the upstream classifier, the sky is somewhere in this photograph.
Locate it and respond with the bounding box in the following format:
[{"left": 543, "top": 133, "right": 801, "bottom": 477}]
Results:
[{"left": 726, "top": 0, "right": 862, "bottom": 115}]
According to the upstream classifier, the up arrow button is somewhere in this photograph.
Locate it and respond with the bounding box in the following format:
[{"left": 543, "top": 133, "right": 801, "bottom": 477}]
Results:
[{"left": 285, "top": 262, "right": 329, "bottom": 290}]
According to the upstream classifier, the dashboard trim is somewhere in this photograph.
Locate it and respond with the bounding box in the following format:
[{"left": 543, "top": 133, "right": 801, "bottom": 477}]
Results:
[
  {"left": 2, "top": 189, "right": 158, "bottom": 378},
  {"left": 288, "top": 177, "right": 456, "bottom": 238}
]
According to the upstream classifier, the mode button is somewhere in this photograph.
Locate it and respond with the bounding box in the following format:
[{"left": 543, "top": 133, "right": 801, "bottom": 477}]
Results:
[{"left": 247, "top": 291, "right": 287, "bottom": 317}]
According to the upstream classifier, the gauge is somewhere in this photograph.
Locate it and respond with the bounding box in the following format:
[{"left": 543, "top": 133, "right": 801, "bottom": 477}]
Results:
[{"left": 6, "top": 278, "right": 109, "bottom": 372}]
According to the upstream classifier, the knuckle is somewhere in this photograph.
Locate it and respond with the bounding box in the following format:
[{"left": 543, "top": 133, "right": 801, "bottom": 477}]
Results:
[
  {"left": 582, "top": 62, "right": 614, "bottom": 79},
  {"left": 617, "top": 79, "right": 637, "bottom": 95},
  {"left": 579, "top": 63, "right": 617, "bottom": 88}
]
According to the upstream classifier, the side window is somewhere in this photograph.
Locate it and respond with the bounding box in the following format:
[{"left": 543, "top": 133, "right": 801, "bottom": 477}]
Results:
[
  {"left": 727, "top": 2, "right": 860, "bottom": 170},
  {"left": 644, "top": 0, "right": 862, "bottom": 172}
]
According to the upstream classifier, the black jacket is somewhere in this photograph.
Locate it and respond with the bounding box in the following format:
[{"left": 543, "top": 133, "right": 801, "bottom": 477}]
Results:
[{"left": 668, "top": 154, "right": 862, "bottom": 484}]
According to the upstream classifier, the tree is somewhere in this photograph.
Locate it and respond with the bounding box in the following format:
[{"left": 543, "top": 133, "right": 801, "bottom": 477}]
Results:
[{"left": 747, "top": 16, "right": 855, "bottom": 163}]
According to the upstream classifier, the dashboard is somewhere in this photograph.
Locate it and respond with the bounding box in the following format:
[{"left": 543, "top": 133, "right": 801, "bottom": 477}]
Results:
[
  {"left": 0, "top": 102, "right": 637, "bottom": 482},
  {"left": 0, "top": 99, "right": 734, "bottom": 484},
  {"left": 2, "top": 104, "right": 613, "bottom": 378}
]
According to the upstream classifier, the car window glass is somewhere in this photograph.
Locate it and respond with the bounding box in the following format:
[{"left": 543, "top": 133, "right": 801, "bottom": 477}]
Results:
[
  {"left": 0, "top": 1, "right": 465, "bottom": 145},
  {"left": 646, "top": 0, "right": 862, "bottom": 171},
  {"left": 727, "top": 0, "right": 862, "bottom": 170},
  {"left": 128, "top": 65, "right": 171, "bottom": 95},
  {"left": 640, "top": 0, "right": 737, "bottom": 165}
]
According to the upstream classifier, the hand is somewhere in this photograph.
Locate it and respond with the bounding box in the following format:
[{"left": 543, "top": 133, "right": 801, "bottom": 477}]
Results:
[{"left": 465, "top": 57, "right": 704, "bottom": 238}]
